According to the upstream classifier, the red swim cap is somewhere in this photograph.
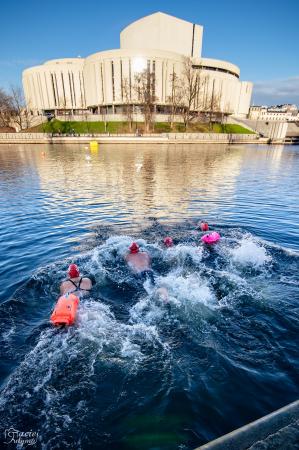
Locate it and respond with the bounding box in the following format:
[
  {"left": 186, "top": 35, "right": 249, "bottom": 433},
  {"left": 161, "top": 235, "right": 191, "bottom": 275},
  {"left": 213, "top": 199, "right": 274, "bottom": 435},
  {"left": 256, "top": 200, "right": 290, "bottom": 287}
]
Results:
[
  {"left": 129, "top": 242, "right": 139, "bottom": 254},
  {"left": 68, "top": 264, "right": 80, "bottom": 278},
  {"left": 163, "top": 237, "right": 173, "bottom": 247},
  {"left": 200, "top": 222, "right": 209, "bottom": 232}
]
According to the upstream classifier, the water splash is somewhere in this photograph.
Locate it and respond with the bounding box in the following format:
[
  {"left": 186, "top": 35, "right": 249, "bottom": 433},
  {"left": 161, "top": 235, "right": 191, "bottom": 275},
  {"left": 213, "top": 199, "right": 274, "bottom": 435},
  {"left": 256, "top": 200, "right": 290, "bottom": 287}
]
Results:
[
  {"left": 0, "top": 223, "right": 298, "bottom": 449},
  {"left": 231, "top": 237, "right": 271, "bottom": 268}
]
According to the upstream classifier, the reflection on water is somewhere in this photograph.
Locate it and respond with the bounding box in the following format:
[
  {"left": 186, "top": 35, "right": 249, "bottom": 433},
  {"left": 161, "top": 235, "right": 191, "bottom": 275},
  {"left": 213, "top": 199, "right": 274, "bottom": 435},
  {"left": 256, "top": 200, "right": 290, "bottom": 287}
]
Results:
[
  {"left": 0, "top": 143, "right": 299, "bottom": 301},
  {"left": 0, "top": 224, "right": 298, "bottom": 450},
  {"left": 33, "top": 144, "right": 243, "bottom": 222},
  {"left": 0, "top": 143, "right": 299, "bottom": 449}
]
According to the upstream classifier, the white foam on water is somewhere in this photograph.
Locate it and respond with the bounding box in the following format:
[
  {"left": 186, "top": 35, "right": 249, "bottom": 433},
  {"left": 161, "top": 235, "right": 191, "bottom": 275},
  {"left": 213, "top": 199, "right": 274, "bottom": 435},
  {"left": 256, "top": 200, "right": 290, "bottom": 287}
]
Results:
[
  {"left": 104, "top": 235, "right": 148, "bottom": 258},
  {"left": 231, "top": 238, "right": 271, "bottom": 268},
  {"left": 120, "top": 338, "right": 141, "bottom": 359},
  {"left": 128, "top": 262, "right": 214, "bottom": 329},
  {"left": 156, "top": 271, "right": 216, "bottom": 310},
  {"left": 163, "top": 244, "right": 203, "bottom": 265},
  {"left": 129, "top": 295, "right": 166, "bottom": 326},
  {"left": 2, "top": 325, "right": 16, "bottom": 342},
  {"left": 0, "top": 298, "right": 165, "bottom": 429},
  {"left": 279, "top": 275, "right": 299, "bottom": 286},
  {"left": 77, "top": 300, "right": 164, "bottom": 365}
]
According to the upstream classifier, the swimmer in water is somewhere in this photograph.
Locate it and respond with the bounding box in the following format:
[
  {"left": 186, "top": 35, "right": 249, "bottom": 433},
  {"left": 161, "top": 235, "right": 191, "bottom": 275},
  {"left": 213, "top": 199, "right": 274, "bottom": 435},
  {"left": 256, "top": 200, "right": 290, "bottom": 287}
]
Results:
[
  {"left": 163, "top": 236, "right": 174, "bottom": 248},
  {"left": 125, "top": 242, "right": 168, "bottom": 301},
  {"left": 125, "top": 242, "right": 151, "bottom": 274},
  {"left": 60, "top": 264, "right": 92, "bottom": 297},
  {"left": 198, "top": 221, "right": 209, "bottom": 232}
]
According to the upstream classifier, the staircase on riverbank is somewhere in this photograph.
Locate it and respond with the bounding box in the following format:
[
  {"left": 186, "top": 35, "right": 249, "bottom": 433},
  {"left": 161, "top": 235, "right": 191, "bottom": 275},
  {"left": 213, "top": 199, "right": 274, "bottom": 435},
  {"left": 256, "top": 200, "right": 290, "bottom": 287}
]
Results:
[
  {"left": 229, "top": 116, "right": 299, "bottom": 144},
  {"left": 284, "top": 122, "right": 299, "bottom": 144}
]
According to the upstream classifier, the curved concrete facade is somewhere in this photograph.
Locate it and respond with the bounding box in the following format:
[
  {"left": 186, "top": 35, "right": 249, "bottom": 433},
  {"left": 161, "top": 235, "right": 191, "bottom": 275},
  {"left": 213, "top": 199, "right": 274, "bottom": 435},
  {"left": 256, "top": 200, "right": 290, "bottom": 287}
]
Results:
[
  {"left": 23, "top": 12, "right": 252, "bottom": 118},
  {"left": 23, "top": 58, "right": 85, "bottom": 112}
]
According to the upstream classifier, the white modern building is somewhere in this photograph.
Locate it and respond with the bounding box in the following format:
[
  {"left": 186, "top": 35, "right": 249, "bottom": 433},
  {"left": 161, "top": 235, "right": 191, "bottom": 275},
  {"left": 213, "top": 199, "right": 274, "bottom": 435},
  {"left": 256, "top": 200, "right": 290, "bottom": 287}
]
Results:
[{"left": 22, "top": 12, "right": 253, "bottom": 119}]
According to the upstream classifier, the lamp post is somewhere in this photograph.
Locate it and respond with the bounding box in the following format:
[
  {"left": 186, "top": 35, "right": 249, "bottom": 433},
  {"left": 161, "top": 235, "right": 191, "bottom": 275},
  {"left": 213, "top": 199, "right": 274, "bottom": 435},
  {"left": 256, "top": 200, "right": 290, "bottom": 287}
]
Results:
[{"left": 134, "top": 104, "right": 137, "bottom": 134}]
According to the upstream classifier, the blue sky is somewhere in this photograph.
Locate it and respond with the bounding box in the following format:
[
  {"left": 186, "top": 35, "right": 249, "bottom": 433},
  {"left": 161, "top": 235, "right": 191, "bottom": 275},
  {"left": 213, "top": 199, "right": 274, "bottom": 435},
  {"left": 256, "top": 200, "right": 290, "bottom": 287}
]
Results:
[{"left": 1, "top": 0, "right": 298, "bottom": 106}]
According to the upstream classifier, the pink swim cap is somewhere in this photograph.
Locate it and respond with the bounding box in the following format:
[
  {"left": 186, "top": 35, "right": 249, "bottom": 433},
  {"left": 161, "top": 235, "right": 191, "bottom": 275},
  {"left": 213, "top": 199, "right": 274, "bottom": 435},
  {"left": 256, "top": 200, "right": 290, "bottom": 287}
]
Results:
[
  {"left": 163, "top": 237, "right": 173, "bottom": 247},
  {"left": 68, "top": 264, "right": 80, "bottom": 278},
  {"left": 129, "top": 242, "right": 139, "bottom": 254}
]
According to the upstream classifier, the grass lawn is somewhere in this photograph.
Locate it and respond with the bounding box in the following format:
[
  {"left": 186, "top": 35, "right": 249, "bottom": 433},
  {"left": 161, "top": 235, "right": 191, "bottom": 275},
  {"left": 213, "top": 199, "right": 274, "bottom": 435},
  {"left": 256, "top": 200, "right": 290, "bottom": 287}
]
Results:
[{"left": 27, "top": 119, "right": 254, "bottom": 134}]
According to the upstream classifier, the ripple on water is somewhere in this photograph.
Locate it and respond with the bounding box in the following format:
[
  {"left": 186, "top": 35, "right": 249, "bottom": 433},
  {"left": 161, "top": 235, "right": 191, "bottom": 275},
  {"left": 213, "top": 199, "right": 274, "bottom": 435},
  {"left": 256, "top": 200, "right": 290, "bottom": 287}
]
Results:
[{"left": 0, "top": 223, "right": 298, "bottom": 449}]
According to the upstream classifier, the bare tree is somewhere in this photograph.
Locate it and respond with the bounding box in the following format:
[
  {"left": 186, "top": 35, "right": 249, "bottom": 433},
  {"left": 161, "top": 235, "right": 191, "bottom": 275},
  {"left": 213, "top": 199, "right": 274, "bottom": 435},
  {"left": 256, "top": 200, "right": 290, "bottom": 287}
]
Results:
[
  {"left": 200, "top": 77, "right": 221, "bottom": 130},
  {"left": 58, "top": 96, "right": 67, "bottom": 116},
  {"left": 10, "top": 85, "right": 31, "bottom": 131},
  {"left": 178, "top": 57, "right": 207, "bottom": 131},
  {"left": 83, "top": 110, "right": 91, "bottom": 134},
  {"left": 211, "top": 84, "right": 230, "bottom": 127},
  {"left": 22, "top": 101, "right": 33, "bottom": 129},
  {"left": 134, "top": 70, "right": 156, "bottom": 133},
  {"left": 208, "top": 89, "right": 221, "bottom": 130},
  {"left": 221, "top": 101, "right": 233, "bottom": 127},
  {"left": 122, "top": 77, "right": 134, "bottom": 132},
  {"left": 0, "top": 88, "right": 13, "bottom": 128},
  {"left": 167, "top": 71, "right": 184, "bottom": 130}
]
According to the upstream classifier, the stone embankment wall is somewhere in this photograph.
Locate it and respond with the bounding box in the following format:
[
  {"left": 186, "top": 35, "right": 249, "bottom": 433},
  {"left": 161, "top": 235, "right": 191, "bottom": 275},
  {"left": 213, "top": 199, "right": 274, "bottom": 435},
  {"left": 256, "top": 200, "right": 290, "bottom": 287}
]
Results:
[{"left": 0, "top": 133, "right": 263, "bottom": 145}]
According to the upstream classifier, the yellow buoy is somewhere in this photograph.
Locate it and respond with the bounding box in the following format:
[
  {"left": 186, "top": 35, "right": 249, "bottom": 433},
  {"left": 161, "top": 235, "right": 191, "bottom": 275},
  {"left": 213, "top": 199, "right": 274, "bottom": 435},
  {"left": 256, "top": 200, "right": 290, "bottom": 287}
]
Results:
[{"left": 89, "top": 141, "right": 98, "bottom": 151}]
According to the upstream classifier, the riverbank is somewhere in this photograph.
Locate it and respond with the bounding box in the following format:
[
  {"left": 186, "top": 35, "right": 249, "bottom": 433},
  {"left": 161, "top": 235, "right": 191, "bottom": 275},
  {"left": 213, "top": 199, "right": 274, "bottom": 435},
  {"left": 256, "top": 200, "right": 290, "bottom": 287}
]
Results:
[
  {"left": 0, "top": 132, "right": 275, "bottom": 145},
  {"left": 27, "top": 119, "right": 255, "bottom": 135}
]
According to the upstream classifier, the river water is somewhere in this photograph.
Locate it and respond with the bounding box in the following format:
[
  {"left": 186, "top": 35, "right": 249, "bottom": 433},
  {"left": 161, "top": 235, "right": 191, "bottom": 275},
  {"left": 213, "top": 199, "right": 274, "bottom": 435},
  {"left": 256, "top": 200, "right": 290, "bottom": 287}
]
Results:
[{"left": 0, "top": 143, "right": 298, "bottom": 449}]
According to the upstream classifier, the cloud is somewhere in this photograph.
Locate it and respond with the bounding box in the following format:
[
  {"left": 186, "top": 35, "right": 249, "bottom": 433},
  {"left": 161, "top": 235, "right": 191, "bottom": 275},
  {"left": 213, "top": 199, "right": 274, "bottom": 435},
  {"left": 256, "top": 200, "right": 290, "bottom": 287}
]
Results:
[
  {"left": 0, "top": 59, "right": 42, "bottom": 68},
  {"left": 252, "top": 76, "right": 299, "bottom": 106}
]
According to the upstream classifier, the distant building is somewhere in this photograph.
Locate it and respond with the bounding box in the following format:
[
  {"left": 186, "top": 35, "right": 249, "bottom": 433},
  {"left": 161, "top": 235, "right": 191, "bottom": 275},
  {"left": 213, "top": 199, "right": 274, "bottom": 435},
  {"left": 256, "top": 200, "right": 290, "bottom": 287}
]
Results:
[
  {"left": 249, "top": 104, "right": 299, "bottom": 122},
  {"left": 22, "top": 12, "right": 253, "bottom": 120}
]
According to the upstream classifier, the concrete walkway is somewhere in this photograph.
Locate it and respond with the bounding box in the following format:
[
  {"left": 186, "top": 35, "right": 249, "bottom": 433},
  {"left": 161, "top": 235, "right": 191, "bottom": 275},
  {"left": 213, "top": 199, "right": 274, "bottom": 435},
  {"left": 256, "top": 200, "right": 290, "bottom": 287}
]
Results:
[{"left": 0, "top": 132, "right": 273, "bottom": 145}]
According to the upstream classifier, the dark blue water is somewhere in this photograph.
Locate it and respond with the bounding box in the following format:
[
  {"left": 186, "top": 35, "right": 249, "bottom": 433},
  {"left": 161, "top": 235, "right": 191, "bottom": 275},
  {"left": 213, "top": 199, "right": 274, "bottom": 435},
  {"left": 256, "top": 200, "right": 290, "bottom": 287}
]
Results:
[{"left": 0, "top": 143, "right": 298, "bottom": 449}]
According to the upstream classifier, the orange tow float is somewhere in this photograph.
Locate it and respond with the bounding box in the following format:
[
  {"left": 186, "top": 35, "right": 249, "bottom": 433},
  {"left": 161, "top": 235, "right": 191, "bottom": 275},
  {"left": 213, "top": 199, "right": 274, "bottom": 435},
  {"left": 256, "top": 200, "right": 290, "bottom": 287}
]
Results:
[{"left": 50, "top": 293, "right": 79, "bottom": 326}]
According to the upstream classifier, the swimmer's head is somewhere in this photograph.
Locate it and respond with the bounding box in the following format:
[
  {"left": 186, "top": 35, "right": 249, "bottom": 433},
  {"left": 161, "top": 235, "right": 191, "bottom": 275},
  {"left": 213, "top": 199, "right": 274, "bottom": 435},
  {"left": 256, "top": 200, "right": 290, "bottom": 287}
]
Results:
[
  {"left": 68, "top": 263, "right": 80, "bottom": 278},
  {"left": 129, "top": 242, "right": 139, "bottom": 254},
  {"left": 199, "top": 221, "right": 209, "bottom": 232},
  {"left": 163, "top": 237, "right": 173, "bottom": 248}
]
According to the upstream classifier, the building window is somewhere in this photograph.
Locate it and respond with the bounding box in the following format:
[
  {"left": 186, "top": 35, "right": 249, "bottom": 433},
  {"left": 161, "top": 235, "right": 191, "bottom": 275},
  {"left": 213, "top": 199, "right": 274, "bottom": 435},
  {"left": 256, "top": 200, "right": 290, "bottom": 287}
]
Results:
[
  {"left": 79, "top": 71, "right": 85, "bottom": 108},
  {"left": 161, "top": 62, "right": 165, "bottom": 101},
  {"left": 82, "top": 72, "right": 86, "bottom": 106},
  {"left": 100, "top": 63, "right": 105, "bottom": 103},
  {"left": 192, "top": 64, "right": 239, "bottom": 79},
  {"left": 44, "top": 72, "right": 50, "bottom": 107},
  {"left": 111, "top": 61, "right": 115, "bottom": 102},
  {"left": 54, "top": 74, "right": 59, "bottom": 106},
  {"left": 120, "top": 60, "right": 123, "bottom": 102},
  {"left": 71, "top": 72, "right": 76, "bottom": 106},
  {"left": 129, "top": 59, "right": 132, "bottom": 100},
  {"left": 61, "top": 72, "right": 66, "bottom": 107},
  {"left": 50, "top": 73, "right": 57, "bottom": 106},
  {"left": 152, "top": 60, "right": 156, "bottom": 98},
  {"left": 68, "top": 72, "right": 73, "bottom": 107},
  {"left": 37, "top": 73, "right": 44, "bottom": 109}
]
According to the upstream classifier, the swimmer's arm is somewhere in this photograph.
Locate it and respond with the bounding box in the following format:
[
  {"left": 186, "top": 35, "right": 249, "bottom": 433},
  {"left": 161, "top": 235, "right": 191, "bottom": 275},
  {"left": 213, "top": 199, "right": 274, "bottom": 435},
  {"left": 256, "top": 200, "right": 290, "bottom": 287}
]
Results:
[
  {"left": 60, "top": 282, "right": 67, "bottom": 295},
  {"left": 83, "top": 278, "right": 93, "bottom": 290}
]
